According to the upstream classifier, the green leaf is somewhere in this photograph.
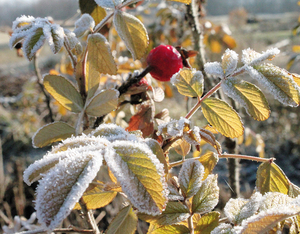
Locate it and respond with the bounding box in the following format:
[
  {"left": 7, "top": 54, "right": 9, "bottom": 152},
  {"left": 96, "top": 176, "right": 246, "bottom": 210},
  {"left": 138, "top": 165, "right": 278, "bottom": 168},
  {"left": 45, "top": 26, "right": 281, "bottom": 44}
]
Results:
[
  {"left": 192, "top": 174, "right": 219, "bottom": 214},
  {"left": 43, "top": 74, "right": 84, "bottom": 113},
  {"left": 198, "top": 151, "right": 219, "bottom": 180},
  {"left": 32, "top": 122, "right": 75, "bottom": 148},
  {"left": 85, "top": 89, "right": 119, "bottom": 117},
  {"left": 222, "top": 78, "right": 270, "bottom": 121},
  {"left": 171, "top": 68, "right": 204, "bottom": 98},
  {"left": 23, "top": 27, "right": 45, "bottom": 60},
  {"left": 178, "top": 159, "right": 204, "bottom": 199},
  {"left": 79, "top": 0, "right": 106, "bottom": 25},
  {"left": 86, "top": 33, "right": 117, "bottom": 99},
  {"left": 256, "top": 162, "right": 289, "bottom": 195},
  {"left": 139, "top": 202, "right": 190, "bottom": 226},
  {"left": 201, "top": 97, "right": 244, "bottom": 138},
  {"left": 147, "top": 223, "right": 190, "bottom": 234},
  {"left": 73, "top": 182, "right": 117, "bottom": 210},
  {"left": 105, "top": 141, "right": 168, "bottom": 215},
  {"left": 250, "top": 63, "right": 300, "bottom": 106},
  {"left": 106, "top": 206, "right": 138, "bottom": 234},
  {"left": 194, "top": 211, "right": 220, "bottom": 234},
  {"left": 113, "top": 10, "right": 148, "bottom": 60}
]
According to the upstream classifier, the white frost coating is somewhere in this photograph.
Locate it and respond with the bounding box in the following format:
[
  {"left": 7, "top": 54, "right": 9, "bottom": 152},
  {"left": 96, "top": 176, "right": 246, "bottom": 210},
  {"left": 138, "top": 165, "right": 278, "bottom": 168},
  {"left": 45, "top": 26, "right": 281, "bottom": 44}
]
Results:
[
  {"left": 157, "top": 117, "right": 190, "bottom": 139},
  {"left": 64, "top": 29, "right": 79, "bottom": 50},
  {"left": 105, "top": 140, "right": 168, "bottom": 215},
  {"left": 245, "top": 64, "right": 300, "bottom": 107},
  {"left": 204, "top": 62, "right": 224, "bottom": 78},
  {"left": 222, "top": 49, "right": 238, "bottom": 76},
  {"left": 47, "top": 24, "right": 64, "bottom": 54},
  {"left": 178, "top": 159, "right": 204, "bottom": 198},
  {"left": 242, "top": 48, "right": 280, "bottom": 65},
  {"left": 211, "top": 223, "right": 236, "bottom": 234},
  {"left": 73, "top": 14, "right": 95, "bottom": 37},
  {"left": 12, "top": 15, "right": 35, "bottom": 30},
  {"left": 9, "top": 24, "right": 34, "bottom": 49},
  {"left": 224, "top": 197, "right": 249, "bottom": 223},
  {"left": 35, "top": 150, "right": 104, "bottom": 231},
  {"left": 183, "top": 126, "right": 201, "bottom": 145},
  {"left": 259, "top": 192, "right": 293, "bottom": 212},
  {"left": 95, "top": 0, "right": 123, "bottom": 9}
]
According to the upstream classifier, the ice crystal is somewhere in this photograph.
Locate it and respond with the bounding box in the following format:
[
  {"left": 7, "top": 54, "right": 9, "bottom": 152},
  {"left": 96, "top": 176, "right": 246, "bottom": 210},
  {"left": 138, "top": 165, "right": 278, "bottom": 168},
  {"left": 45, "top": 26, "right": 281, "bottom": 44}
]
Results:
[
  {"left": 157, "top": 117, "right": 189, "bottom": 139},
  {"left": 64, "top": 29, "right": 79, "bottom": 49},
  {"left": 204, "top": 62, "right": 224, "bottom": 78},
  {"left": 73, "top": 14, "right": 95, "bottom": 37},
  {"left": 242, "top": 48, "right": 280, "bottom": 65},
  {"left": 95, "top": 0, "right": 123, "bottom": 9},
  {"left": 211, "top": 223, "right": 236, "bottom": 234},
  {"left": 259, "top": 192, "right": 293, "bottom": 211},
  {"left": 183, "top": 126, "right": 201, "bottom": 145},
  {"left": 222, "top": 49, "right": 238, "bottom": 76}
]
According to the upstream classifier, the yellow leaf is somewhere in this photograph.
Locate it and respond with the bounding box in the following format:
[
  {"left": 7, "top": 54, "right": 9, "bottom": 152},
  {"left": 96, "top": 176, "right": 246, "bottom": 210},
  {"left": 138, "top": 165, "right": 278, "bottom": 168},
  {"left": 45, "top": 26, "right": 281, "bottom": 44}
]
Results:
[
  {"left": 107, "top": 205, "right": 138, "bottom": 234},
  {"left": 222, "top": 78, "right": 270, "bottom": 121},
  {"left": 79, "top": 0, "right": 106, "bottom": 25},
  {"left": 289, "top": 182, "right": 300, "bottom": 198},
  {"left": 222, "top": 34, "right": 237, "bottom": 49},
  {"left": 43, "top": 74, "right": 84, "bottom": 113},
  {"left": 198, "top": 151, "right": 219, "bottom": 180},
  {"left": 210, "top": 39, "right": 222, "bottom": 53},
  {"left": 172, "top": 139, "right": 191, "bottom": 157},
  {"left": 53, "top": 100, "right": 67, "bottom": 116},
  {"left": 291, "top": 73, "right": 300, "bottom": 87},
  {"left": 91, "top": 5, "right": 106, "bottom": 25},
  {"left": 164, "top": 83, "right": 174, "bottom": 98},
  {"left": 292, "top": 45, "right": 300, "bottom": 53},
  {"left": 85, "top": 89, "right": 119, "bottom": 117},
  {"left": 32, "top": 122, "right": 75, "bottom": 148},
  {"left": 86, "top": 33, "right": 117, "bottom": 99},
  {"left": 201, "top": 97, "right": 244, "bottom": 138},
  {"left": 256, "top": 162, "right": 289, "bottom": 195},
  {"left": 73, "top": 183, "right": 117, "bottom": 210},
  {"left": 194, "top": 211, "right": 220, "bottom": 234},
  {"left": 147, "top": 223, "right": 190, "bottom": 234},
  {"left": 167, "top": 0, "right": 191, "bottom": 4},
  {"left": 172, "top": 68, "right": 204, "bottom": 98},
  {"left": 113, "top": 10, "right": 149, "bottom": 60}
]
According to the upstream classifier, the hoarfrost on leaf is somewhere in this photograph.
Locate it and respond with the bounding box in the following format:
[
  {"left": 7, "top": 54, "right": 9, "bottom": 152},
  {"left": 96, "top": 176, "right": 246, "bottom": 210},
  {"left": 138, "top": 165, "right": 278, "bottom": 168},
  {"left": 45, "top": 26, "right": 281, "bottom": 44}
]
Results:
[
  {"left": 211, "top": 223, "right": 236, "bottom": 234},
  {"left": 157, "top": 117, "right": 189, "bottom": 139},
  {"left": 222, "top": 49, "right": 238, "bottom": 76},
  {"left": 95, "top": 0, "right": 123, "bottom": 9},
  {"left": 73, "top": 14, "right": 95, "bottom": 37},
  {"left": 259, "top": 192, "right": 293, "bottom": 212},
  {"left": 242, "top": 48, "right": 280, "bottom": 65},
  {"left": 204, "top": 62, "right": 224, "bottom": 78}
]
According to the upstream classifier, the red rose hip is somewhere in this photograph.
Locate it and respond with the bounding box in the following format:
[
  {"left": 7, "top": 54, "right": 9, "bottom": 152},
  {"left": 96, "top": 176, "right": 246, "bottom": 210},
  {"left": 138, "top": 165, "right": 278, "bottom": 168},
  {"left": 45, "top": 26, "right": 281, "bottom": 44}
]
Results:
[{"left": 146, "top": 45, "right": 183, "bottom": 82}]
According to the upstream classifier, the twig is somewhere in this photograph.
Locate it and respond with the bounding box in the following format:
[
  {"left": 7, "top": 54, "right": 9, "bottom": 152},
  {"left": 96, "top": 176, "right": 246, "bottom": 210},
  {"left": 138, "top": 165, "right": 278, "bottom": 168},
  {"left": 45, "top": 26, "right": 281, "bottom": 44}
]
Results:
[
  {"left": 33, "top": 55, "right": 54, "bottom": 122},
  {"left": 17, "top": 227, "right": 94, "bottom": 234},
  {"left": 79, "top": 198, "right": 100, "bottom": 234}
]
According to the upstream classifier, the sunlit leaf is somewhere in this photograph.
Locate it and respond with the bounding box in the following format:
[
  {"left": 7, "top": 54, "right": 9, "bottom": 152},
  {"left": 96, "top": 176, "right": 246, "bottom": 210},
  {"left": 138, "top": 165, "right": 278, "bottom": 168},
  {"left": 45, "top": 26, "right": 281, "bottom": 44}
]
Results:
[
  {"left": 113, "top": 10, "right": 148, "bottom": 60},
  {"left": 178, "top": 159, "right": 204, "bottom": 199},
  {"left": 106, "top": 205, "right": 138, "bottom": 234},
  {"left": 147, "top": 223, "right": 190, "bottom": 234},
  {"left": 43, "top": 74, "right": 84, "bottom": 113},
  {"left": 171, "top": 68, "right": 204, "bottom": 98},
  {"left": 167, "top": 0, "right": 191, "bottom": 4},
  {"left": 222, "top": 77, "right": 270, "bottom": 121},
  {"left": 194, "top": 211, "right": 220, "bottom": 234},
  {"left": 291, "top": 73, "right": 300, "bottom": 87},
  {"left": 199, "top": 128, "right": 222, "bottom": 154},
  {"left": 85, "top": 89, "right": 119, "bottom": 117},
  {"left": 145, "top": 139, "right": 168, "bottom": 175},
  {"left": 73, "top": 182, "right": 117, "bottom": 210},
  {"left": 221, "top": 49, "right": 238, "bottom": 76},
  {"left": 198, "top": 151, "right": 219, "bottom": 180},
  {"left": 32, "top": 122, "right": 75, "bottom": 148},
  {"left": 289, "top": 182, "right": 300, "bottom": 198},
  {"left": 256, "top": 162, "right": 289, "bottom": 195},
  {"left": 192, "top": 174, "right": 219, "bottom": 214},
  {"left": 105, "top": 141, "right": 168, "bottom": 215},
  {"left": 222, "top": 34, "right": 237, "bottom": 49},
  {"left": 201, "top": 97, "right": 244, "bottom": 138},
  {"left": 139, "top": 202, "right": 190, "bottom": 226},
  {"left": 79, "top": 0, "right": 107, "bottom": 25},
  {"left": 173, "top": 139, "right": 191, "bottom": 157}
]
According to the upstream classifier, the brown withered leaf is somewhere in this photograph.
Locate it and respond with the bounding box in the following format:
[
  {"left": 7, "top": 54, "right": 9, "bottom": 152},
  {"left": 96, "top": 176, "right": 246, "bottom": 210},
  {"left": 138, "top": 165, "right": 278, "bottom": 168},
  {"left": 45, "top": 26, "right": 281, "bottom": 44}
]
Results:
[
  {"left": 126, "top": 101, "right": 154, "bottom": 137},
  {"left": 200, "top": 128, "right": 222, "bottom": 154}
]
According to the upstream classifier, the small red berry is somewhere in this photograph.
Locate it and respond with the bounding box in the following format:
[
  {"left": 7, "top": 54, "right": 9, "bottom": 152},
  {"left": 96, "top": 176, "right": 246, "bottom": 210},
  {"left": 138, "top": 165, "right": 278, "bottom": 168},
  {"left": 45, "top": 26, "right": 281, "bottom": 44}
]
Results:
[{"left": 146, "top": 45, "right": 183, "bottom": 82}]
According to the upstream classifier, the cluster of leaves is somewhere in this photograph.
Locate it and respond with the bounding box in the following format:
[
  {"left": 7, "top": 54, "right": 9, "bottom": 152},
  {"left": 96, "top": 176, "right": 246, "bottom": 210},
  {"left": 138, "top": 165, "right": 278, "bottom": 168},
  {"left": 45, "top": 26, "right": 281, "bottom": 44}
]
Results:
[{"left": 7, "top": 0, "right": 300, "bottom": 233}]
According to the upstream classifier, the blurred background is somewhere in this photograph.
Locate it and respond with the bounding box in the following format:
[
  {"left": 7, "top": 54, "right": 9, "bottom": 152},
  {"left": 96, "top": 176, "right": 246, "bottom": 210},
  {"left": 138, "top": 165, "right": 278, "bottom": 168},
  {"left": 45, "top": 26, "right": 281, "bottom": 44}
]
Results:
[{"left": 0, "top": 0, "right": 300, "bottom": 233}]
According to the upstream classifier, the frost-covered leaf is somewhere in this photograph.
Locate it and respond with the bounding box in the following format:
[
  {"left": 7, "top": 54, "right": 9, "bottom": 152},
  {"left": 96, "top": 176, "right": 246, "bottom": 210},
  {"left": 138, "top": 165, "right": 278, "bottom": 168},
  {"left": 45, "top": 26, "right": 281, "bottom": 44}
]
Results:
[
  {"left": 204, "top": 62, "right": 224, "bottom": 78},
  {"left": 91, "top": 123, "right": 131, "bottom": 142},
  {"left": 139, "top": 202, "right": 190, "bottom": 226},
  {"left": 194, "top": 211, "right": 220, "bottom": 234},
  {"left": 64, "top": 29, "right": 80, "bottom": 50},
  {"left": 289, "top": 182, "right": 300, "bottom": 198},
  {"left": 35, "top": 149, "right": 104, "bottom": 230},
  {"left": 105, "top": 141, "right": 168, "bottom": 215},
  {"left": 224, "top": 192, "right": 262, "bottom": 225},
  {"left": 85, "top": 89, "right": 119, "bottom": 117},
  {"left": 43, "top": 74, "right": 84, "bottom": 113},
  {"left": 167, "top": 177, "right": 183, "bottom": 201},
  {"left": 147, "top": 223, "right": 190, "bottom": 234},
  {"left": 9, "top": 23, "right": 34, "bottom": 48},
  {"left": 222, "top": 49, "right": 238, "bottom": 76},
  {"left": 32, "top": 121, "right": 75, "bottom": 148},
  {"left": 73, "top": 182, "right": 117, "bottom": 210},
  {"left": 113, "top": 10, "right": 148, "bottom": 60},
  {"left": 291, "top": 73, "right": 300, "bottom": 87},
  {"left": 256, "top": 162, "right": 289, "bottom": 195},
  {"left": 95, "top": 0, "right": 123, "bottom": 9},
  {"left": 79, "top": 0, "right": 107, "bottom": 25},
  {"left": 192, "top": 174, "right": 219, "bottom": 214},
  {"left": 211, "top": 223, "right": 235, "bottom": 234},
  {"left": 199, "top": 128, "right": 222, "bottom": 154},
  {"left": 145, "top": 139, "right": 168, "bottom": 175},
  {"left": 12, "top": 15, "right": 35, "bottom": 31},
  {"left": 157, "top": 117, "right": 189, "bottom": 139},
  {"left": 201, "top": 97, "right": 244, "bottom": 138},
  {"left": 222, "top": 77, "right": 270, "bottom": 121},
  {"left": 73, "top": 14, "right": 95, "bottom": 37},
  {"left": 106, "top": 205, "right": 137, "bottom": 234},
  {"left": 259, "top": 192, "right": 293, "bottom": 212},
  {"left": 171, "top": 68, "right": 204, "bottom": 98},
  {"left": 86, "top": 33, "right": 117, "bottom": 98},
  {"left": 242, "top": 48, "right": 280, "bottom": 65},
  {"left": 246, "top": 64, "right": 300, "bottom": 106},
  {"left": 198, "top": 151, "right": 219, "bottom": 180},
  {"left": 46, "top": 24, "right": 64, "bottom": 54},
  {"left": 23, "top": 26, "right": 45, "bottom": 60},
  {"left": 178, "top": 159, "right": 204, "bottom": 198}
]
